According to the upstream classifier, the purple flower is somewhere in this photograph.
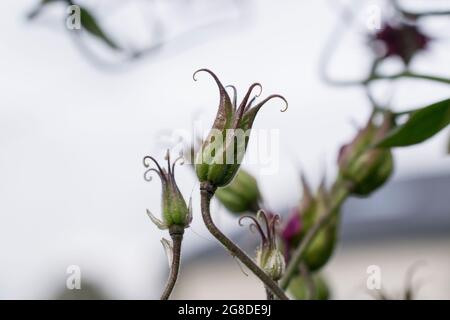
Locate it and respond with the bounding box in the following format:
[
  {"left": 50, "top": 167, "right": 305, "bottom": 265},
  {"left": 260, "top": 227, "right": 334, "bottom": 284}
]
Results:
[{"left": 371, "top": 22, "right": 430, "bottom": 65}]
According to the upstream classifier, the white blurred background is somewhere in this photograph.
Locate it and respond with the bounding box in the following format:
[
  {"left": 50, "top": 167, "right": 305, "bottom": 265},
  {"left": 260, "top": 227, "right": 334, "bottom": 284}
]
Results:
[{"left": 0, "top": 0, "right": 449, "bottom": 299}]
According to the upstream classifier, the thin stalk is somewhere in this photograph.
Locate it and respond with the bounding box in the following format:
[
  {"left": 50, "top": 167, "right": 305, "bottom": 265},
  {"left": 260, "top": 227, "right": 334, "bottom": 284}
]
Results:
[
  {"left": 368, "top": 71, "right": 450, "bottom": 85},
  {"left": 280, "top": 185, "right": 350, "bottom": 290},
  {"left": 160, "top": 228, "right": 184, "bottom": 300},
  {"left": 200, "top": 182, "right": 289, "bottom": 300},
  {"left": 323, "top": 70, "right": 450, "bottom": 88},
  {"left": 392, "top": 0, "right": 450, "bottom": 19},
  {"left": 299, "top": 262, "right": 315, "bottom": 300}
]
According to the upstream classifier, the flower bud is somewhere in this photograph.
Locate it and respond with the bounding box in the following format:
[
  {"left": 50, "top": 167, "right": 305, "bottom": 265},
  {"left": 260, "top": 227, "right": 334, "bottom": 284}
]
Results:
[
  {"left": 338, "top": 112, "right": 395, "bottom": 196},
  {"left": 240, "top": 211, "right": 285, "bottom": 281},
  {"left": 215, "top": 169, "right": 261, "bottom": 214},
  {"left": 193, "top": 69, "right": 287, "bottom": 187},
  {"left": 143, "top": 151, "right": 192, "bottom": 231},
  {"left": 288, "top": 273, "right": 330, "bottom": 300},
  {"left": 371, "top": 22, "right": 430, "bottom": 65}
]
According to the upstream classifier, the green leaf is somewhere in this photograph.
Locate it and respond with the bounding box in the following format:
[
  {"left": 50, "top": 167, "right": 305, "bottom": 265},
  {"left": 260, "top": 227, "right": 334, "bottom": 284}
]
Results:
[
  {"left": 80, "top": 7, "right": 120, "bottom": 50},
  {"left": 376, "top": 98, "right": 450, "bottom": 148}
]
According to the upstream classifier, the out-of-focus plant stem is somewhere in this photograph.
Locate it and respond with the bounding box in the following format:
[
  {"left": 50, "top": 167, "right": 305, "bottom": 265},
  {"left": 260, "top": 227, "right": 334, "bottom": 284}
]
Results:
[
  {"left": 299, "top": 262, "right": 315, "bottom": 300},
  {"left": 200, "top": 181, "right": 289, "bottom": 300},
  {"left": 280, "top": 184, "right": 350, "bottom": 290},
  {"left": 366, "top": 72, "right": 450, "bottom": 85},
  {"left": 392, "top": 0, "right": 450, "bottom": 19}
]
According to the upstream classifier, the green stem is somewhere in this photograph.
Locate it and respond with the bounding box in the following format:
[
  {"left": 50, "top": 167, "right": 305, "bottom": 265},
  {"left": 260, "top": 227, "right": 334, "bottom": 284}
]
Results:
[
  {"left": 299, "top": 262, "right": 315, "bottom": 300},
  {"left": 280, "top": 184, "right": 350, "bottom": 290},
  {"left": 200, "top": 182, "right": 289, "bottom": 300},
  {"left": 368, "top": 72, "right": 450, "bottom": 85},
  {"left": 160, "top": 227, "right": 184, "bottom": 300}
]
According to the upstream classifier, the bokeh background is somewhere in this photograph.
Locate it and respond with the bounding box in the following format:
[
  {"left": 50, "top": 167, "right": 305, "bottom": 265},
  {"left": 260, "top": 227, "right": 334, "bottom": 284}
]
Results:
[{"left": 0, "top": 0, "right": 449, "bottom": 299}]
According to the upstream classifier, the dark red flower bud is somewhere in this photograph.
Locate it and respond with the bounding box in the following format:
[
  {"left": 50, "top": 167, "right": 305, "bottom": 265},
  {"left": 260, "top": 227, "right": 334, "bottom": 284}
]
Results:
[{"left": 371, "top": 22, "right": 430, "bottom": 65}]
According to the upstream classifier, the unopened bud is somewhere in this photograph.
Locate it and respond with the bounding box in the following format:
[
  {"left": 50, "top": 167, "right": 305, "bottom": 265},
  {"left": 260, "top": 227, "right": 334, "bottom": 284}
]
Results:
[{"left": 370, "top": 22, "right": 430, "bottom": 65}]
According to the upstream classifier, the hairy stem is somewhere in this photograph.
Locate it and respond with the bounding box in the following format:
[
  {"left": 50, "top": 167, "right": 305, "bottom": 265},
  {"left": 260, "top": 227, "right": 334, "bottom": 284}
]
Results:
[
  {"left": 265, "top": 287, "right": 275, "bottom": 300},
  {"left": 160, "top": 227, "right": 184, "bottom": 300},
  {"left": 200, "top": 182, "right": 289, "bottom": 300},
  {"left": 280, "top": 185, "right": 350, "bottom": 290}
]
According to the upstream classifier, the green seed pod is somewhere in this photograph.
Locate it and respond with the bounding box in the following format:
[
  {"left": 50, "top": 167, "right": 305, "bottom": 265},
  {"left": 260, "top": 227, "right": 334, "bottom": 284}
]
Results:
[
  {"left": 281, "top": 174, "right": 315, "bottom": 248},
  {"left": 257, "top": 248, "right": 285, "bottom": 282},
  {"left": 302, "top": 221, "right": 338, "bottom": 272},
  {"left": 288, "top": 273, "right": 330, "bottom": 300},
  {"left": 143, "top": 151, "right": 192, "bottom": 231},
  {"left": 281, "top": 177, "right": 340, "bottom": 272},
  {"left": 338, "top": 112, "right": 395, "bottom": 196},
  {"left": 215, "top": 169, "right": 261, "bottom": 214},
  {"left": 193, "top": 69, "right": 287, "bottom": 187},
  {"left": 302, "top": 183, "right": 340, "bottom": 272},
  {"left": 240, "top": 211, "right": 285, "bottom": 281}
]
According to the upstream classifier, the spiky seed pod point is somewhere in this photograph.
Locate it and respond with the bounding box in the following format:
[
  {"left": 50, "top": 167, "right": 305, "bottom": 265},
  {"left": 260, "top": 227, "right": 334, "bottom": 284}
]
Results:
[
  {"left": 193, "top": 69, "right": 288, "bottom": 187},
  {"left": 143, "top": 150, "right": 192, "bottom": 231},
  {"left": 240, "top": 211, "right": 285, "bottom": 281}
]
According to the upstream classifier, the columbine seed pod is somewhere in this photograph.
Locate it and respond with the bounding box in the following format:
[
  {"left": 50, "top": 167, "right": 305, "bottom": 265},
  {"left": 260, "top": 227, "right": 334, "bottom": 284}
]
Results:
[
  {"left": 281, "top": 176, "right": 340, "bottom": 272},
  {"left": 215, "top": 169, "right": 262, "bottom": 215},
  {"left": 281, "top": 174, "right": 318, "bottom": 252},
  {"left": 143, "top": 151, "right": 192, "bottom": 232},
  {"left": 240, "top": 211, "right": 285, "bottom": 281},
  {"left": 185, "top": 141, "right": 261, "bottom": 214},
  {"left": 193, "top": 69, "right": 287, "bottom": 187},
  {"left": 288, "top": 273, "right": 330, "bottom": 300},
  {"left": 257, "top": 248, "right": 286, "bottom": 282},
  {"left": 337, "top": 112, "right": 395, "bottom": 196},
  {"left": 302, "top": 182, "right": 339, "bottom": 271}
]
